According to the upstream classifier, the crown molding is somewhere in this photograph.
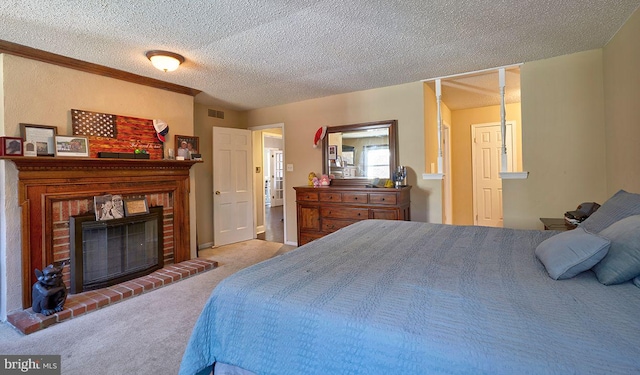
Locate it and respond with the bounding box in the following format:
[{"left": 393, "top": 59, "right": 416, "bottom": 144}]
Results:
[{"left": 0, "top": 39, "right": 201, "bottom": 97}]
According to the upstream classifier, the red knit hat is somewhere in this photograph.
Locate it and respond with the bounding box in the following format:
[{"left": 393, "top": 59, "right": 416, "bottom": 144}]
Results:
[{"left": 313, "top": 126, "right": 327, "bottom": 148}]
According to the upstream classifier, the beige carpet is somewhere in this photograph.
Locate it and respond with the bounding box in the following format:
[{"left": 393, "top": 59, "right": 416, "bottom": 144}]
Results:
[{"left": 0, "top": 240, "right": 296, "bottom": 375}]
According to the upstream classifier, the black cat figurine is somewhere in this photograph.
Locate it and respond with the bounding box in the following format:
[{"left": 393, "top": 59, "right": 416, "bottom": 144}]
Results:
[{"left": 32, "top": 261, "right": 68, "bottom": 316}]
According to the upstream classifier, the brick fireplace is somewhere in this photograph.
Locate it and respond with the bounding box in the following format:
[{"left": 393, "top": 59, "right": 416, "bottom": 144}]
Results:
[{"left": 8, "top": 157, "right": 198, "bottom": 308}]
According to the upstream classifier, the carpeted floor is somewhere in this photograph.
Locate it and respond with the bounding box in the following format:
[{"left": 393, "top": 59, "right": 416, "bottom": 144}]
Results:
[{"left": 0, "top": 240, "right": 296, "bottom": 375}]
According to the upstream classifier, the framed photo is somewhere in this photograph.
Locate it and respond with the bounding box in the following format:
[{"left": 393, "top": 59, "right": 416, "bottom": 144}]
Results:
[
  {"left": 0, "top": 137, "right": 24, "bottom": 156},
  {"left": 54, "top": 135, "right": 89, "bottom": 157},
  {"left": 328, "top": 145, "right": 337, "bottom": 160},
  {"left": 24, "top": 141, "right": 37, "bottom": 157},
  {"left": 19, "top": 123, "right": 58, "bottom": 156},
  {"left": 93, "top": 194, "right": 125, "bottom": 221},
  {"left": 124, "top": 197, "right": 149, "bottom": 216},
  {"left": 175, "top": 135, "right": 199, "bottom": 160}
]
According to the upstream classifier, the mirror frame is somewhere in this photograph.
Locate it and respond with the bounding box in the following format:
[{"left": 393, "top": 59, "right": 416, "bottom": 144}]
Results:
[{"left": 322, "top": 120, "right": 398, "bottom": 186}]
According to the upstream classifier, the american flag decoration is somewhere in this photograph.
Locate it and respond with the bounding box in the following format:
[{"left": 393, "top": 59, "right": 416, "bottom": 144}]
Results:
[
  {"left": 71, "top": 109, "right": 163, "bottom": 159},
  {"left": 72, "top": 110, "right": 117, "bottom": 138}
]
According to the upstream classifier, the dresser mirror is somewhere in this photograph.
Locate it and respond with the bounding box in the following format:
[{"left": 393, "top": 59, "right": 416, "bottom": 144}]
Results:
[{"left": 322, "top": 120, "right": 398, "bottom": 186}]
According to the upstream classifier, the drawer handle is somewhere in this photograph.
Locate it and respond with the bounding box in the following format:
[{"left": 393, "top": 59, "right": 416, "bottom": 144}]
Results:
[
  {"left": 357, "top": 213, "right": 361, "bottom": 216},
  {"left": 354, "top": 197, "right": 358, "bottom": 200},
  {"left": 381, "top": 198, "right": 385, "bottom": 201}
]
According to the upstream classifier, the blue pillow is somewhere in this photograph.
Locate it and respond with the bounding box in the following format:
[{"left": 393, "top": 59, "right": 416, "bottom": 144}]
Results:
[
  {"left": 634, "top": 276, "right": 640, "bottom": 288},
  {"left": 580, "top": 190, "right": 640, "bottom": 234},
  {"left": 592, "top": 215, "right": 640, "bottom": 285},
  {"left": 535, "top": 227, "right": 610, "bottom": 280}
]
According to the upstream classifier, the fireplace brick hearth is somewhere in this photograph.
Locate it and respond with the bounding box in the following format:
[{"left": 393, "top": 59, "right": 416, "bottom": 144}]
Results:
[{"left": 7, "top": 258, "right": 217, "bottom": 335}]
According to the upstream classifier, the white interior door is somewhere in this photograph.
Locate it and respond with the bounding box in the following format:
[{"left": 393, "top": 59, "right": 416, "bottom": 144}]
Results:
[
  {"left": 471, "top": 122, "right": 514, "bottom": 227},
  {"left": 213, "top": 127, "right": 254, "bottom": 246},
  {"left": 269, "top": 150, "right": 284, "bottom": 207}
]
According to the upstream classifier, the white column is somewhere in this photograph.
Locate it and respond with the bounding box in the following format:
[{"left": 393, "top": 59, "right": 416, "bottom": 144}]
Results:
[
  {"left": 499, "top": 68, "right": 508, "bottom": 173},
  {"left": 435, "top": 79, "right": 443, "bottom": 173}
]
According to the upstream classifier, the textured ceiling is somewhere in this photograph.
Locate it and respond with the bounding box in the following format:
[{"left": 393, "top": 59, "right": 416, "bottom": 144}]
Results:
[{"left": 1, "top": 1, "right": 638, "bottom": 111}]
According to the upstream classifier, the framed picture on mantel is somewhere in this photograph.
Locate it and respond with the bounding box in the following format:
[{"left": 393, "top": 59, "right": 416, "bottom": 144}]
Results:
[
  {"left": 175, "top": 135, "right": 199, "bottom": 160},
  {"left": 124, "top": 197, "right": 149, "bottom": 216},
  {"left": 20, "top": 123, "right": 58, "bottom": 156}
]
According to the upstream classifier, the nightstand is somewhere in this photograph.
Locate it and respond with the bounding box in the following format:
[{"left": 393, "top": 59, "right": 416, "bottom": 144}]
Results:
[{"left": 540, "top": 218, "right": 577, "bottom": 231}]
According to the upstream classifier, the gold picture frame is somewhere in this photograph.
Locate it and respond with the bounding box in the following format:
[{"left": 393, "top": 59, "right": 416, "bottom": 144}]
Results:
[{"left": 124, "top": 197, "right": 149, "bottom": 216}]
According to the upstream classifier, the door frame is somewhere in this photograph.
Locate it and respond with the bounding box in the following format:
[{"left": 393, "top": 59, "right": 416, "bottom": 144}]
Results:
[
  {"left": 248, "top": 123, "right": 287, "bottom": 244},
  {"left": 471, "top": 121, "right": 516, "bottom": 226}
]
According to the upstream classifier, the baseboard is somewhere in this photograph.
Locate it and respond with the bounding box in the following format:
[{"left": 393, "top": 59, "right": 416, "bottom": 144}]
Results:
[
  {"left": 198, "top": 242, "right": 214, "bottom": 250},
  {"left": 256, "top": 225, "right": 265, "bottom": 234},
  {"left": 285, "top": 240, "right": 298, "bottom": 246}
]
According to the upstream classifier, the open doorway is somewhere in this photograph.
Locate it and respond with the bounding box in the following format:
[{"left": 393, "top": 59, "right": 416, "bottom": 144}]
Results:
[
  {"left": 426, "top": 65, "right": 522, "bottom": 226},
  {"left": 250, "top": 124, "right": 285, "bottom": 243}
]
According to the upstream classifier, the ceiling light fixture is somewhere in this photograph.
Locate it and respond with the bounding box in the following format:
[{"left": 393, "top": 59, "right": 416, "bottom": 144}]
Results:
[{"left": 145, "top": 50, "right": 185, "bottom": 72}]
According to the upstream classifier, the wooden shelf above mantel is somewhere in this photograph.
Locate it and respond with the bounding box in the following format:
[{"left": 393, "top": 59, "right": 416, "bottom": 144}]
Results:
[{"left": 1, "top": 156, "right": 201, "bottom": 178}]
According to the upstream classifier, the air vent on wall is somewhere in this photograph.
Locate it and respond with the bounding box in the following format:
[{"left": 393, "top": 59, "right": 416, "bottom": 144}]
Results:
[{"left": 208, "top": 109, "right": 225, "bottom": 119}]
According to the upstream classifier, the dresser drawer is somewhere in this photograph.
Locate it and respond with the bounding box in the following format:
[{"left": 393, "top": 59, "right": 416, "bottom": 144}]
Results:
[
  {"left": 297, "top": 191, "right": 319, "bottom": 201},
  {"left": 370, "top": 208, "right": 399, "bottom": 220},
  {"left": 343, "top": 193, "right": 368, "bottom": 203},
  {"left": 369, "top": 193, "right": 397, "bottom": 205},
  {"left": 319, "top": 192, "right": 342, "bottom": 202},
  {"left": 321, "top": 207, "right": 368, "bottom": 220},
  {"left": 299, "top": 232, "right": 324, "bottom": 246},
  {"left": 322, "top": 218, "right": 357, "bottom": 232}
]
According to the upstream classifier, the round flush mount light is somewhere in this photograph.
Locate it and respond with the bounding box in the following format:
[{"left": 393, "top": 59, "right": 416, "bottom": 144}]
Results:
[{"left": 145, "top": 50, "right": 185, "bottom": 72}]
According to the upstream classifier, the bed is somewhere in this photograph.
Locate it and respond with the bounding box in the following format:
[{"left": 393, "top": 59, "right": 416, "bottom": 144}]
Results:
[{"left": 180, "top": 191, "right": 640, "bottom": 375}]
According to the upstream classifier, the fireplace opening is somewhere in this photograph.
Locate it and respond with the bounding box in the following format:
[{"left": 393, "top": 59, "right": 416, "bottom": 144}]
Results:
[{"left": 70, "top": 206, "right": 164, "bottom": 294}]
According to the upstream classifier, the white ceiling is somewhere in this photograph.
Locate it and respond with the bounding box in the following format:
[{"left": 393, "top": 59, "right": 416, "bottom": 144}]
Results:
[{"left": 1, "top": 1, "right": 638, "bottom": 111}]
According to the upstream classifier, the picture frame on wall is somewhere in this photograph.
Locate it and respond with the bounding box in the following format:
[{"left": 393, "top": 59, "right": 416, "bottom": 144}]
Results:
[
  {"left": 19, "top": 123, "right": 58, "bottom": 156},
  {"left": 175, "top": 135, "right": 199, "bottom": 160},
  {"left": 54, "top": 135, "right": 90, "bottom": 157},
  {"left": 0, "top": 137, "right": 24, "bottom": 156}
]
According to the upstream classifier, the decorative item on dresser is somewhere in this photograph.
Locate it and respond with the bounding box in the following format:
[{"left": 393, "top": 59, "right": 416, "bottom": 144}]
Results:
[{"left": 294, "top": 185, "right": 411, "bottom": 245}]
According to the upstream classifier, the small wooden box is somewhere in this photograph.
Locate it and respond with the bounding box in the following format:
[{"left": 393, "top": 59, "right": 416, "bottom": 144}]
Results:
[{"left": 0, "top": 137, "right": 24, "bottom": 156}]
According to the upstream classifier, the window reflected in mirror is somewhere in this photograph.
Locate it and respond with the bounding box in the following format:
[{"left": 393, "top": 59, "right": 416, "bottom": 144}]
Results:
[{"left": 327, "top": 128, "right": 390, "bottom": 179}]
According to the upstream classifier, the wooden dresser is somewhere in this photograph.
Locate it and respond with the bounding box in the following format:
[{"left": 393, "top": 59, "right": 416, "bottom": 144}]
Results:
[{"left": 294, "top": 185, "right": 411, "bottom": 245}]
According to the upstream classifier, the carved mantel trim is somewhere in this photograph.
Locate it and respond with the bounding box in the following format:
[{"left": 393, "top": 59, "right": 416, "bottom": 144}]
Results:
[{"left": 2, "top": 156, "right": 200, "bottom": 308}]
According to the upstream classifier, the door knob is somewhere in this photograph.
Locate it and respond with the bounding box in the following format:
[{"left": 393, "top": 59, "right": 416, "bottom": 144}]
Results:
[{"left": 215, "top": 191, "right": 221, "bottom": 195}]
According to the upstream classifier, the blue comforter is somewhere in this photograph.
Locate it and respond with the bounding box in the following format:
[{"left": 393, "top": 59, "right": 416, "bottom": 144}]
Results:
[{"left": 180, "top": 220, "right": 640, "bottom": 375}]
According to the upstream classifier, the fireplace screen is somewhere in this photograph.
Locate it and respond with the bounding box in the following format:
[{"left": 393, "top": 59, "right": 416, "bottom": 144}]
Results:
[{"left": 70, "top": 206, "right": 164, "bottom": 294}]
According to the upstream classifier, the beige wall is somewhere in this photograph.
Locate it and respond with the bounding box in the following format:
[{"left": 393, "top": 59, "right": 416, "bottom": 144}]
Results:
[
  {"left": 603, "top": 6, "right": 640, "bottom": 195},
  {"left": 0, "top": 55, "right": 195, "bottom": 319},
  {"left": 193, "top": 103, "right": 245, "bottom": 247},
  {"left": 245, "top": 81, "right": 432, "bottom": 244},
  {"left": 503, "top": 49, "right": 608, "bottom": 229},
  {"left": 451, "top": 103, "right": 522, "bottom": 225}
]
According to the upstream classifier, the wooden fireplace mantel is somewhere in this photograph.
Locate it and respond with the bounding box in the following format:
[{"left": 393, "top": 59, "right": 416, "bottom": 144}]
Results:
[{"left": 2, "top": 156, "right": 200, "bottom": 308}]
